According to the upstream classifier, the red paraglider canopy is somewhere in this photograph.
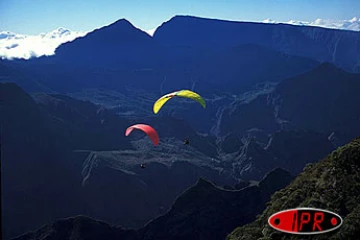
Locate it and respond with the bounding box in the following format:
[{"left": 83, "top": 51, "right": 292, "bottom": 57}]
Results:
[{"left": 125, "top": 124, "right": 159, "bottom": 146}]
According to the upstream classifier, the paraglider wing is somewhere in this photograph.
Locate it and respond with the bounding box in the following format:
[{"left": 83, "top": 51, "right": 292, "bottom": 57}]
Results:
[
  {"left": 177, "top": 90, "right": 206, "bottom": 108},
  {"left": 153, "top": 91, "right": 177, "bottom": 114},
  {"left": 125, "top": 124, "right": 159, "bottom": 146},
  {"left": 153, "top": 90, "right": 206, "bottom": 114}
]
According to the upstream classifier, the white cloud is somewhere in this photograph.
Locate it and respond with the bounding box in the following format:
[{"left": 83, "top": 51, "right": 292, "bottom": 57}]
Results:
[
  {"left": 262, "top": 17, "right": 360, "bottom": 31},
  {"left": 145, "top": 27, "right": 157, "bottom": 36},
  {"left": 0, "top": 27, "right": 87, "bottom": 60}
]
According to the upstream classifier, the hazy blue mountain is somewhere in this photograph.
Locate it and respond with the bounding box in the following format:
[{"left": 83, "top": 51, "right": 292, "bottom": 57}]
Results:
[
  {"left": 154, "top": 15, "right": 360, "bottom": 73},
  {"left": 2, "top": 15, "right": 360, "bottom": 240},
  {"left": 218, "top": 63, "right": 360, "bottom": 146},
  {"left": 138, "top": 168, "right": 293, "bottom": 240},
  {"left": 221, "top": 130, "right": 334, "bottom": 181},
  {"left": 0, "top": 83, "right": 85, "bottom": 239},
  {"left": 2, "top": 16, "right": 327, "bottom": 94},
  {"left": 12, "top": 168, "right": 294, "bottom": 240},
  {"left": 49, "top": 19, "right": 165, "bottom": 69},
  {"left": 190, "top": 43, "right": 319, "bottom": 92},
  {"left": 12, "top": 216, "right": 137, "bottom": 240},
  {"left": 0, "top": 60, "right": 50, "bottom": 92},
  {"left": 0, "top": 83, "right": 235, "bottom": 239}
]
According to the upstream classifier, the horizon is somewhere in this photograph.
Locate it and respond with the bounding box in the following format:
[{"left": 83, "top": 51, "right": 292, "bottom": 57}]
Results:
[
  {"left": 1, "top": 14, "right": 360, "bottom": 36},
  {"left": 1, "top": 13, "right": 359, "bottom": 60},
  {"left": 1, "top": 0, "right": 359, "bottom": 35}
]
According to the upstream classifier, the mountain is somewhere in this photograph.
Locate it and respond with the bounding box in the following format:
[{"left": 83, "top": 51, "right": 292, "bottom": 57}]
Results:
[
  {"left": 47, "top": 19, "right": 164, "bottom": 68},
  {"left": 218, "top": 63, "right": 360, "bottom": 146},
  {"left": 1, "top": 16, "right": 325, "bottom": 94},
  {"left": 31, "top": 93, "right": 133, "bottom": 151},
  {"left": 154, "top": 15, "right": 360, "bottom": 72},
  {"left": 228, "top": 136, "right": 360, "bottom": 240},
  {"left": 12, "top": 137, "right": 360, "bottom": 240},
  {"left": 2, "top": 16, "right": 359, "bottom": 61},
  {"left": 2, "top": 15, "right": 360, "bottom": 94},
  {"left": 5, "top": 19, "right": 167, "bottom": 93},
  {"left": 0, "top": 83, "right": 85, "bottom": 239},
  {"left": 12, "top": 168, "right": 294, "bottom": 240},
  {"left": 11, "top": 216, "right": 137, "bottom": 240},
  {"left": 1, "top": 83, "right": 237, "bottom": 239},
  {"left": 223, "top": 130, "right": 334, "bottom": 180},
  {"left": 191, "top": 43, "right": 319, "bottom": 92},
  {"left": 0, "top": 60, "right": 51, "bottom": 92},
  {"left": 274, "top": 63, "right": 360, "bottom": 136},
  {"left": 80, "top": 158, "right": 237, "bottom": 228},
  {"left": 2, "top": 82, "right": 330, "bottom": 239},
  {"left": 138, "top": 168, "right": 293, "bottom": 240}
]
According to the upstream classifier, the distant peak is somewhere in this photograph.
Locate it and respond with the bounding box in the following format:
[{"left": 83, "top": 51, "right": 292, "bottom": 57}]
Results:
[
  {"left": 105, "top": 18, "right": 135, "bottom": 29},
  {"left": 84, "top": 18, "right": 147, "bottom": 38},
  {"left": 114, "top": 18, "right": 131, "bottom": 24}
]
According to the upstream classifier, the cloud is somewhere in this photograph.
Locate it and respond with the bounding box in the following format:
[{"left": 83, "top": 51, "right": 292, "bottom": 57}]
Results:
[
  {"left": 262, "top": 17, "right": 360, "bottom": 31},
  {"left": 145, "top": 27, "right": 157, "bottom": 36},
  {"left": 0, "top": 28, "right": 87, "bottom": 60}
]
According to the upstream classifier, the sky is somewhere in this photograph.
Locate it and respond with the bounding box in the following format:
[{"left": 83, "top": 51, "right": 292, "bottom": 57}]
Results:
[{"left": 1, "top": 0, "right": 360, "bottom": 35}]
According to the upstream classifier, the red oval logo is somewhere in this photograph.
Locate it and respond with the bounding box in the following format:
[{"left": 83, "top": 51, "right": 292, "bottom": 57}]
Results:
[{"left": 268, "top": 208, "right": 343, "bottom": 235}]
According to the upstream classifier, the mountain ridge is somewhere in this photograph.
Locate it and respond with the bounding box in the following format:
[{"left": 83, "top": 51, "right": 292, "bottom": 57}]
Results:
[
  {"left": 11, "top": 168, "right": 294, "bottom": 240},
  {"left": 2, "top": 15, "right": 360, "bottom": 61},
  {"left": 154, "top": 15, "right": 360, "bottom": 72},
  {"left": 218, "top": 62, "right": 360, "bottom": 146},
  {"left": 228, "top": 136, "right": 360, "bottom": 240}
]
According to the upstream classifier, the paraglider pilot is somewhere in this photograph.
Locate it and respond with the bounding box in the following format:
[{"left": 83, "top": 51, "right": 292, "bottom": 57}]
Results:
[
  {"left": 140, "top": 163, "right": 146, "bottom": 168},
  {"left": 184, "top": 138, "right": 190, "bottom": 145}
]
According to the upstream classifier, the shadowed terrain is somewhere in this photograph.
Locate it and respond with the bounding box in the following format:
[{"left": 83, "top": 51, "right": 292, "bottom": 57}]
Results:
[
  {"left": 2, "top": 15, "right": 360, "bottom": 240},
  {"left": 228, "top": 137, "right": 360, "bottom": 240},
  {"left": 12, "top": 168, "right": 294, "bottom": 240}
]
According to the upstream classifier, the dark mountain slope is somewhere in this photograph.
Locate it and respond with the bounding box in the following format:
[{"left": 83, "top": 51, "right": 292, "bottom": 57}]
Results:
[
  {"left": 218, "top": 93, "right": 279, "bottom": 137},
  {"left": 13, "top": 216, "right": 137, "bottom": 240},
  {"left": 1, "top": 83, "right": 235, "bottom": 239},
  {"left": 154, "top": 15, "right": 360, "bottom": 72},
  {"left": 0, "top": 83, "right": 85, "bottom": 240},
  {"left": 50, "top": 19, "right": 164, "bottom": 68},
  {"left": 12, "top": 168, "right": 293, "bottom": 240},
  {"left": 143, "top": 116, "right": 218, "bottom": 157},
  {"left": 80, "top": 160, "right": 236, "bottom": 230},
  {"left": 275, "top": 63, "right": 360, "bottom": 136},
  {"left": 32, "top": 93, "right": 133, "bottom": 151},
  {"left": 192, "top": 44, "right": 319, "bottom": 92},
  {"left": 0, "top": 60, "right": 50, "bottom": 92},
  {"left": 218, "top": 63, "right": 360, "bottom": 146},
  {"left": 4, "top": 17, "right": 326, "bottom": 94},
  {"left": 229, "top": 130, "right": 334, "bottom": 180},
  {"left": 138, "top": 168, "right": 293, "bottom": 240},
  {"left": 228, "top": 137, "right": 360, "bottom": 240},
  {"left": 12, "top": 19, "right": 167, "bottom": 93}
]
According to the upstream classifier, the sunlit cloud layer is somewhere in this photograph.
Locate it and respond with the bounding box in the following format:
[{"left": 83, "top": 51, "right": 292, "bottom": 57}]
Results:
[
  {"left": 0, "top": 28, "right": 87, "bottom": 60},
  {"left": 262, "top": 17, "right": 360, "bottom": 31}
]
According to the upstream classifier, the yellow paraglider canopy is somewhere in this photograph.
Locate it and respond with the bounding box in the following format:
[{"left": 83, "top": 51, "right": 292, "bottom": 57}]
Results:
[{"left": 153, "top": 90, "right": 206, "bottom": 114}]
